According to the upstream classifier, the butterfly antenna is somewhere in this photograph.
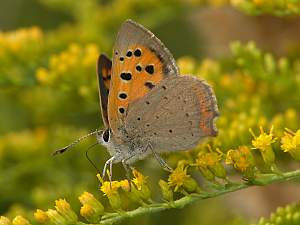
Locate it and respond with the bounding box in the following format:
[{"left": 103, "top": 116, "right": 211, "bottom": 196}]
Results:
[
  {"left": 52, "top": 129, "right": 102, "bottom": 156},
  {"left": 85, "top": 142, "right": 101, "bottom": 174}
]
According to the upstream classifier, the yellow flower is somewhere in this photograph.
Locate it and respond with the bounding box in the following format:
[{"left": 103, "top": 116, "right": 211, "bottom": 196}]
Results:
[
  {"left": 79, "top": 191, "right": 104, "bottom": 218},
  {"left": 132, "top": 169, "right": 151, "bottom": 200},
  {"left": 196, "top": 146, "right": 227, "bottom": 181},
  {"left": 46, "top": 209, "right": 66, "bottom": 224},
  {"left": 250, "top": 126, "right": 277, "bottom": 165},
  {"left": 34, "top": 209, "right": 49, "bottom": 223},
  {"left": 177, "top": 56, "right": 196, "bottom": 74},
  {"left": 80, "top": 204, "right": 93, "bottom": 218},
  {"left": 100, "top": 181, "right": 120, "bottom": 196},
  {"left": 226, "top": 146, "right": 256, "bottom": 177},
  {"left": 250, "top": 126, "right": 277, "bottom": 151},
  {"left": 68, "top": 43, "right": 81, "bottom": 55},
  {"left": 80, "top": 203, "right": 101, "bottom": 223},
  {"left": 281, "top": 129, "right": 300, "bottom": 160},
  {"left": 132, "top": 168, "right": 148, "bottom": 191},
  {"left": 54, "top": 199, "right": 77, "bottom": 223},
  {"left": 12, "top": 216, "right": 31, "bottom": 225},
  {"left": 83, "top": 44, "right": 99, "bottom": 67},
  {"left": 168, "top": 164, "right": 190, "bottom": 192},
  {"left": 79, "top": 191, "right": 96, "bottom": 204},
  {"left": 0, "top": 216, "right": 11, "bottom": 225},
  {"left": 35, "top": 68, "right": 49, "bottom": 84}
]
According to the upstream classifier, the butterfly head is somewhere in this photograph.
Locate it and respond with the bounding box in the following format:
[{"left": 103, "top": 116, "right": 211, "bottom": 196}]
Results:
[{"left": 96, "top": 128, "right": 110, "bottom": 146}]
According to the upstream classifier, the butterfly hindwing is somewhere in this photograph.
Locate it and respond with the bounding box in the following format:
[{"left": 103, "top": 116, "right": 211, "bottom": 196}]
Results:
[
  {"left": 125, "top": 75, "right": 219, "bottom": 152},
  {"left": 108, "top": 19, "right": 179, "bottom": 134},
  {"left": 97, "top": 54, "right": 112, "bottom": 128}
]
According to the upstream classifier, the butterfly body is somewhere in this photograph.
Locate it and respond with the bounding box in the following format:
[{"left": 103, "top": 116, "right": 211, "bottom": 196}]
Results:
[{"left": 95, "top": 19, "right": 219, "bottom": 177}]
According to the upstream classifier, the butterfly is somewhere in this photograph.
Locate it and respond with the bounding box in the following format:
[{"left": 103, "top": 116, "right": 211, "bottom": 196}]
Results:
[{"left": 54, "top": 19, "right": 219, "bottom": 183}]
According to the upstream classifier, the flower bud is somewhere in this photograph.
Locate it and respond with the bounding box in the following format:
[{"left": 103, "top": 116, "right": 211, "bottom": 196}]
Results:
[
  {"left": 79, "top": 192, "right": 104, "bottom": 216},
  {"left": 158, "top": 180, "right": 173, "bottom": 202},
  {"left": 34, "top": 209, "right": 49, "bottom": 224},
  {"left": 46, "top": 209, "right": 67, "bottom": 225},
  {"left": 281, "top": 129, "right": 300, "bottom": 161},
  {"left": 120, "top": 180, "right": 143, "bottom": 204},
  {"left": 100, "top": 181, "right": 122, "bottom": 210},
  {"left": 55, "top": 199, "right": 77, "bottom": 223},
  {"left": 183, "top": 177, "right": 199, "bottom": 193},
  {"left": 226, "top": 146, "right": 256, "bottom": 178},
  {"left": 132, "top": 169, "right": 151, "bottom": 201},
  {"left": 80, "top": 204, "right": 101, "bottom": 223},
  {"left": 12, "top": 216, "right": 31, "bottom": 225}
]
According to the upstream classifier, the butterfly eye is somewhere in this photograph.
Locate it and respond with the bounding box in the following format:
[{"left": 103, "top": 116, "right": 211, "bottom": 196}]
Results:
[{"left": 102, "top": 129, "right": 110, "bottom": 142}]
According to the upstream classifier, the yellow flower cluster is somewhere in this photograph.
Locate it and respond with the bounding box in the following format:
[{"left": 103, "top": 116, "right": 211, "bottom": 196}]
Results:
[
  {"left": 35, "top": 43, "right": 99, "bottom": 88},
  {"left": 230, "top": 0, "right": 300, "bottom": 16},
  {"left": 33, "top": 199, "right": 77, "bottom": 225},
  {"left": 250, "top": 126, "right": 277, "bottom": 166},
  {"left": 79, "top": 192, "right": 104, "bottom": 223},
  {"left": 97, "top": 168, "right": 151, "bottom": 210},
  {"left": 0, "top": 215, "right": 31, "bottom": 225},
  {"left": 226, "top": 146, "right": 256, "bottom": 177},
  {"left": 281, "top": 129, "right": 300, "bottom": 160},
  {"left": 196, "top": 147, "right": 227, "bottom": 181},
  {"left": 0, "top": 27, "right": 43, "bottom": 54}
]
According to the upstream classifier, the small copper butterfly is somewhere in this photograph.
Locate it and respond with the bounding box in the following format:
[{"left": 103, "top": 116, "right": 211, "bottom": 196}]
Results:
[{"left": 54, "top": 19, "right": 219, "bottom": 183}]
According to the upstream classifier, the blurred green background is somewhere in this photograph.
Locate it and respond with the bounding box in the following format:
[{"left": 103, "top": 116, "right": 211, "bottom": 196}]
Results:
[{"left": 0, "top": 0, "right": 300, "bottom": 224}]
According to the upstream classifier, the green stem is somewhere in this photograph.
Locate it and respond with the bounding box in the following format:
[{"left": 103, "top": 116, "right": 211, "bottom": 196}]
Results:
[{"left": 84, "top": 170, "right": 300, "bottom": 225}]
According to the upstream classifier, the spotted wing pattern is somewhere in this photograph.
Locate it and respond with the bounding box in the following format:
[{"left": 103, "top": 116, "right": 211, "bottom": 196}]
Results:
[
  {"left": 125, "top": 75, "right": 219, "bottom": 152},
  {"left": 108, "top": 19, "right": 179, "bottom": 135}
]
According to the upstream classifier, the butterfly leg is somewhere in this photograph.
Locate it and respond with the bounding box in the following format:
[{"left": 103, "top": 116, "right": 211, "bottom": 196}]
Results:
[
  {"left": 148, "top": 143, "right": 173, "bottom": 172},
  {"left": 102, "top": 156, "right": 115, "bottom": 186},
  {"left": 121, "top": 159, "right": 132, "bottom": 191}
]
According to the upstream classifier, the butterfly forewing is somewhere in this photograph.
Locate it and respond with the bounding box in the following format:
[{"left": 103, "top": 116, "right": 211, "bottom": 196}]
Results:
[{"left": 108, "top": 19, "right": 179, "bottom": 135}]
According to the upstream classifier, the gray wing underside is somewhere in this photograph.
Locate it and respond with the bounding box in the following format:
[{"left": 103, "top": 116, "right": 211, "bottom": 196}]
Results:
[{"left": 124, "top": 75, "right": 219, "bottom": 153}]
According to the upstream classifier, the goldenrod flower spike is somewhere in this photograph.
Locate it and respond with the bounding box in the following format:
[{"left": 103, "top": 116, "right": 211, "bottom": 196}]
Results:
[
  {"left": 281, "top": 128, "right": 300, "bottom": 161},
  {"left": 250, "top": 126, "right": 277, "bottom": 167}
]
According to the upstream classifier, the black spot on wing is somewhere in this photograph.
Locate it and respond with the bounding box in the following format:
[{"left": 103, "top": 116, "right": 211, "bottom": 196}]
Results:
[
  {"left": 126, "top": 51, "right": 132, "bottom": 57},
  {"left": 145, "top": 65, "right": 154, "bottom": 74},
  {"left": 145, "top": 82, "right": 155, "bottom": 89},
  {"left": 120, "top": 72, "right": 132, "bottom": 81},
  {"left": 136, "top": 65, "right": 142, "bottom": 72},
  {"left": 119, "top": 107, "right": 125, "bottom": 114},
  {"left": 119, "top": 93, "right": 127, "bottom": 99},
  {"left": 134, "top": 49, "right": 142, "bottom": 57}
]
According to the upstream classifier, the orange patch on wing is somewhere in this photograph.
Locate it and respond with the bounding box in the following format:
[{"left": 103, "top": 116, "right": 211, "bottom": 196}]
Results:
[
  {"left": 194, "top": 83, "right": 217, "bottom": 136},
  {"left": 108, "top": 45, "right": 165, "bottom": 133}
]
